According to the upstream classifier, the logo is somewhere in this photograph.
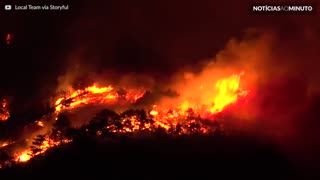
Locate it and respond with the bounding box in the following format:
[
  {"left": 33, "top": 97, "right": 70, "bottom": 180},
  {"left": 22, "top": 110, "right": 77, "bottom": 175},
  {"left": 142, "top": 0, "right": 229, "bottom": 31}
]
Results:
[{"left": 4, "top": 5, "right": 12, "bottom": 10}]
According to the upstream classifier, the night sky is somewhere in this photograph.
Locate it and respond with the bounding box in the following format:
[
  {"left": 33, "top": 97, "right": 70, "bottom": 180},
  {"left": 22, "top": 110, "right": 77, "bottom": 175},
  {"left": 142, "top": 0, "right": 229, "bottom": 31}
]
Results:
[{"left": 0, "top": 0, "right": 319, "bottom": 112}]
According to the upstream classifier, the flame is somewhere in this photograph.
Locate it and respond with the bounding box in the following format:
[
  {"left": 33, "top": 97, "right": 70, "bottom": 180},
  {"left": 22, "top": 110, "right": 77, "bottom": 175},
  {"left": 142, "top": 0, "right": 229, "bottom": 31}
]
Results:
[
  {"left": 86, "top": 85, "right": 112, "bottom": 94},
  {"left": 210, "top": 73, "right": 247, "bottom": 113},
  {"left": 16, "top": 151, "right": 32, "bottom": 162},
  {"left": 5, "top": 71, "right": 249, "bottom": 165},
  {"left": 54, "top": 84, "right": 126, "bottom": 112},
  {"left": 150, "top": 110, "right": 159, "bottom": 116},
  {"left": 37, "top": 121, "right": 44, "bottom": 127},
  {"left": 1, "top": 142, "right": 9, "bottom": 148},
  {"left": 153, "top": 71, "right": 248, "bottom": 118},
  {"left": 15, "top": 137, "right": 72, "bottom": 163}
]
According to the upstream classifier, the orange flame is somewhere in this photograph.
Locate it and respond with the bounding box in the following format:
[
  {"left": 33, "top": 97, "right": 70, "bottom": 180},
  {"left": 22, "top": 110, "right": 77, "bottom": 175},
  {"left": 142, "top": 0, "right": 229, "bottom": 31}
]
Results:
[
  {"left": 150, "top": 110, "right": 159, "bottom": 116},
  {"left": 37, "top": 121, "right": 44, "bottom": 127},
  {"left": 210, "top": 72, "right": 247, "bottom": 113},
  {"left": 54, "top": 84, "right": 119, "bottom": 112},
  {"left": 16, "top": 151, "right": 32, "bottom": 162},
  {"left": 155, "top": 71, "right": 248, "bottom": 118},
  {"left": 15, "top": 138, "right": 72, "bottom": 163}
]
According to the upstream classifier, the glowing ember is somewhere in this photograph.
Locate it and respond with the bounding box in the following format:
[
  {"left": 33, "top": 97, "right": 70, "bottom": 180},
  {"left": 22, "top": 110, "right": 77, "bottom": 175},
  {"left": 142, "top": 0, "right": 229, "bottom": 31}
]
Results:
[
  {"left": 1, "top": 142, "right": 9, "bottom": 148},
  {"left": 54, "top": 84, "right": 123, "bottom": 112},
  {"left": 3, "top": 71, "right": 249, "bottom": 166},
  {"left": 86, "top": 85, "right": 112, "bottom": 94},
  {"left": 37, "top": 121, "right": 44, "bottom": 127},
  {"left": 16, "top": 151, "right": 32, "bottom": 162},
  {"left": 210, "top": 72, "right": 247, "bottom": 113},
  {"left": 150, "top": 110, "right": 159, "bottom": 116}
]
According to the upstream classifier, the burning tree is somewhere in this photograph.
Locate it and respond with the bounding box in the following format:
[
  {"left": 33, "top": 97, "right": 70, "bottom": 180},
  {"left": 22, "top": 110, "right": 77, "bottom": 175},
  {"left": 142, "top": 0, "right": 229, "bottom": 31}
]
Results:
[
  {"left": 87, "top": 109, "right": 121, "bottom": 136},
  {"left": 29, "top": 135, "right": 46, "bottom": 157}
]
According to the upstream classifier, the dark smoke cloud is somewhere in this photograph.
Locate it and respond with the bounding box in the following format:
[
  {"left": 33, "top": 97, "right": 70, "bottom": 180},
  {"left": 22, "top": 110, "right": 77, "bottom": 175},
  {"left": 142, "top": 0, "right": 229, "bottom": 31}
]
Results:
[
  {"left": 1, "top": 0, "right": 318, "bottom": 95},
  {"left": 57, "top": 0, "right": 319, "bottom": 83}
]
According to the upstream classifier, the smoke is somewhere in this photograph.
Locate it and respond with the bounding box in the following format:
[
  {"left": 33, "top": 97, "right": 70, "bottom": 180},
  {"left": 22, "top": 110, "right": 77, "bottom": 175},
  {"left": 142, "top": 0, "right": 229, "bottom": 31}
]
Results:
[
  {"left": 56, "top": 25, "right": 319, "bottom": 133},
  {"left": 134, "top": 27, "right": 317, "bottom": 163},
  {"left": 51, "top": 0, "right": 320, "bottom": 172}
]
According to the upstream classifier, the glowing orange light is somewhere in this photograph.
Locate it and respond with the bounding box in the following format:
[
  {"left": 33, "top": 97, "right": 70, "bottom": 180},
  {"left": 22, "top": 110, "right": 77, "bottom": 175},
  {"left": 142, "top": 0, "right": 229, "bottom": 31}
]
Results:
[
  {"left": 16, "top": 151, "right": 31, "bottom": 162},
  {"left": 37, "top": 121, "right": 44, "bottom": 127},
  {"left": 210, "top": 73, "right": 244, "bottom": 113},
  {"left": 150, "top": 110, "right": 159, "bottom": 116},
  {"left": 1, "top": 142, "right": 8, "bottom": 147},
  {"left": 86, "top": 85, "right": 112, "bottom": 94}
]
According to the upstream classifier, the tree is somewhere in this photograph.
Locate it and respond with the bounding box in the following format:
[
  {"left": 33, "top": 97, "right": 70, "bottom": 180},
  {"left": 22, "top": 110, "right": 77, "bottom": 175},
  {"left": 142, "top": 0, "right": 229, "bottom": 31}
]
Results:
[
  {"left": 51, "top": 113, "right": 71, "bottom": 142},
  {"left": 30, "top": 134, "right": 46, "bottom": 157},
  {"left": 175, "top": 123, "right": 183, "bottom": 135},
  {"left": 155, "top": 126, "right": 167, "bottom": 136},
  {"left": 187, "top": 121, "right": 201, "bottom": 135},
  {"left": 88, "top": 109, "right": 122, "bottom": 136},
  {"left": 135, "top": 109, "right": 151, "bottom": 130}
]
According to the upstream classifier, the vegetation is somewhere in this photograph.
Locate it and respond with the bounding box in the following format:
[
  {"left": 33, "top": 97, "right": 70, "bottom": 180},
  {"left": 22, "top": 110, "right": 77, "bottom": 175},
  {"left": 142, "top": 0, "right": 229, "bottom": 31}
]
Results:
[{"left": 0, "top": 108, "right": 303, "bottom": 179}]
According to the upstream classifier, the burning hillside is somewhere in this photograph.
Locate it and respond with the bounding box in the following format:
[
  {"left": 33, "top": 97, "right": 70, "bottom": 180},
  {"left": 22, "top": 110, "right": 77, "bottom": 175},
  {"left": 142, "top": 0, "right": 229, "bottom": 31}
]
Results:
[{"left": 0, "top": 70, "right": 249, "bottom": 168}]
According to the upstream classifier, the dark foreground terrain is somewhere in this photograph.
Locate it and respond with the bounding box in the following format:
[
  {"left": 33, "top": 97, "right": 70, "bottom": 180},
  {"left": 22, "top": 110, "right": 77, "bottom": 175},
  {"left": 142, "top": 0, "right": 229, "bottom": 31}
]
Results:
[{"left": 0, "top": 134, "right": 302, "bottom": 179}]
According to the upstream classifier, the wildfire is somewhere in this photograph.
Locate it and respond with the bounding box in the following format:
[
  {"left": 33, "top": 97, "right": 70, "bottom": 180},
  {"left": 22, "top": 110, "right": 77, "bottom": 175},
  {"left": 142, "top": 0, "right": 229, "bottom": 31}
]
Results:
[
  {"left": 15, "top": 137, "right": 72, "bottom": 163},
  {"left": 151, "top": 71, "right": 248, "bottom": 119},
  {"left": 37, "top": 121, "right": 44, "bottom": 127},
  {"left": 16, "top": 151, "right": 32, "bottom": 162},
  {"left": 150, "top": 110, "right": 159, "bottom": 116},
  {"left": 86, "top": 85, "right": 112, "bottom": 94},
  {"left": 54, "top": 84, "right": 119, "bottom": 112},
  {"left": 3, "top": 71, "right": 249, "bottom": 166},
  {"left": 52, "top": 72, "right": 248, "bottom": 131}
]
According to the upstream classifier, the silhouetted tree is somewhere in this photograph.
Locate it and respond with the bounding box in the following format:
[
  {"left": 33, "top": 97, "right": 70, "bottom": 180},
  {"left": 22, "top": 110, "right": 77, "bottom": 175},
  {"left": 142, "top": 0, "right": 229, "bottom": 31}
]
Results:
[
  {"left": 155, "top": 126, "right": 167, "bottom": 136},
  {"left": 51, "top": 113, "right": 71, "bottom": 142},
  {"left": 187, "top": 121, "right": 201, "bottom": 134},
  {"left": 30, "top": 134, "right": 46, "bottom": 157},
  {"left": 120, "top": 109, "right": 154, "bottom": 131},
  {"left": 136, "top": 109, "right": 152, "bottom": 130},
  {"left": 88, "top": 109, "right": 122, "bottom": 136}
]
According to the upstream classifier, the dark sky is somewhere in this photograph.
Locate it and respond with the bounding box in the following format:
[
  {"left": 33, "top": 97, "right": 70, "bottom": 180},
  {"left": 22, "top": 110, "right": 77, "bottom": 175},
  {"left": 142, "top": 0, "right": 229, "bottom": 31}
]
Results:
[{"left": 0, "top": 0, "right": 319, "bottom": 112}]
